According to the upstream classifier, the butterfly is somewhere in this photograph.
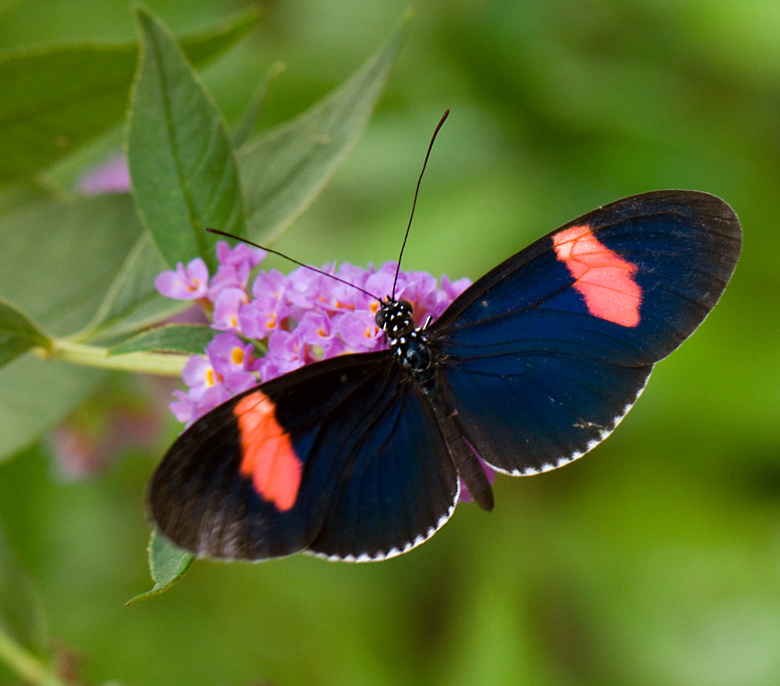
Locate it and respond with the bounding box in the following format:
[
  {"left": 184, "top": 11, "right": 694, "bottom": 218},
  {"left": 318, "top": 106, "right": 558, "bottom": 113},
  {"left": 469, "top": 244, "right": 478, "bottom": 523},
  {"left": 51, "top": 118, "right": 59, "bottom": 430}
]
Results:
[{"left": 149, "top": 189, "right": 741, "bottom": 562}]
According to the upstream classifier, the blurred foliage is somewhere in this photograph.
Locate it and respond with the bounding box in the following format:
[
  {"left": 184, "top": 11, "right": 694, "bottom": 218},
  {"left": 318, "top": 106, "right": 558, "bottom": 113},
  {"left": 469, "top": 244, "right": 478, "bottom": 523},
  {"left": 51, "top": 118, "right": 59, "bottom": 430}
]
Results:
[{"left": 0, "top": 0, "right": 777, "bottom": 685}]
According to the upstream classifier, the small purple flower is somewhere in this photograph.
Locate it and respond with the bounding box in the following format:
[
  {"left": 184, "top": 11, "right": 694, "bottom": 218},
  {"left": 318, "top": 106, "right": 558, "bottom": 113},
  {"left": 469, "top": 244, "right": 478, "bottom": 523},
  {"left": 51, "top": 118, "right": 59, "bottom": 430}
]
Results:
[
  {"left": 364, "top": 267, "right": 396, "bottom": 305},
  {"left": 209, "top": 241, "right": 266, "bottom": 300},
  {"left": 208, "top": 261, "right": 251, "bottom": 301},
  {"left": 442, "top": 275, "right": 472, "bottom": 300},
  {"left": 396, "top": 270, "right": 440, "bottom": 325},
  {"left": 169, "top": 389, "right": 199, "bottom": 425},
  {"left": 155, "top": 258, "right": 209, "bottom": 300},
  {"left": 194, "top": 383, "right": 234, "bottom": 421},
  {"left": 259, "top": 329, "right": 308, "bottom": 379},
  {"left": 211, "top": 287, "right": 248, "bottom": 331},
  {"left": 238, "top": 295, "right": 290, "bottom": 340},
  {"left": 78, "top": 154, "right": 131, "bottom": 195},
  {"left": 295, "top": 310, "right": 342, "bottom": 358},
  {"left": 206, "top": 332, "right": 254, "bottom": 375},
  {"left": 337, "top": 310, "right": 382, "bottom": 352},
  {"left": 216, "top": 240, "right": 266, "bottom": 269},
  {"left": 323, "top": 265, "right": 374, "bottom": 315},
  {"left": 206, "top": 332, "right": 257, "bottom": 393},
  {"left": 180, "top": 354, "right": 219, "bottom": 401},
  {"left": 250, "top": 268, "right": 287, "bottom": 301},
  {"left": 284, "top": 267, "right": 331, "bottom": 317},
  {"left": 435, "top": 275, "right": 471, "bottom": 317}
]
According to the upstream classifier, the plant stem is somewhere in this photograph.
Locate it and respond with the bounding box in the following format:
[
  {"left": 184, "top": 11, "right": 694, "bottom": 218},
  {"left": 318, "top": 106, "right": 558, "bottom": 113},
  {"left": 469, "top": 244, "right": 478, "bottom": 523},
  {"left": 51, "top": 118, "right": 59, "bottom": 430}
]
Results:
[
  {"left": 45, "top": 341, "right": 187, "bottom": 377},
  {"left": 0, "top": 628, "right": 67, "bottom": 686}
]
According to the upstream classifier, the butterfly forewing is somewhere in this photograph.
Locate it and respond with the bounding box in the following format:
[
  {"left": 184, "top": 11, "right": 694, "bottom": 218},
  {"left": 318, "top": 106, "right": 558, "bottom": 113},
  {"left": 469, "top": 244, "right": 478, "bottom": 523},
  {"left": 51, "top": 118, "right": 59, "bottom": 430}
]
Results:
[{"left": 430, "top": 191, "right": 741, "bottom": 475}]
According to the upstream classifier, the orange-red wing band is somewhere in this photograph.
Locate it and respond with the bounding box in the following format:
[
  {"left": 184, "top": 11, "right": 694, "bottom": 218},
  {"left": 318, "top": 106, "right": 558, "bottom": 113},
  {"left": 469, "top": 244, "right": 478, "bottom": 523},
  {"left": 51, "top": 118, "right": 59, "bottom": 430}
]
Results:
[
  {"left": 234, "top": 391, "right": 303, "bottom": 512},
  {"left": 553, "top": 224, "right": 642, "bottom": 327}
]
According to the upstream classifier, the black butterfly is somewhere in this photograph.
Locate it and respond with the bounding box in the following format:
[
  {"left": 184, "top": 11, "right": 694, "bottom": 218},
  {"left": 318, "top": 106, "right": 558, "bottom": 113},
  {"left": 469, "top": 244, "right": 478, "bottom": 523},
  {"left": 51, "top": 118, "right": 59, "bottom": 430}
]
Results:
[{"left": 149, "top": 190, "right": 741, "bottom": 562}]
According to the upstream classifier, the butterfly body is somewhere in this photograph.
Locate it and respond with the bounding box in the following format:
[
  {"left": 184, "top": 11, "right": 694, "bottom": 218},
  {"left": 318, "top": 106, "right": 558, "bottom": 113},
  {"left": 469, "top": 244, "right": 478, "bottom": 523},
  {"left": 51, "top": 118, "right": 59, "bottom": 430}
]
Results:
[
  {"left": 380, "top": 298, "right": 436, "bottom": 390},
  {"left": 150, "top": 190, "right": 742, "bottom": 563},
  {"left": 377, "top": 297, "right": 495, "bottom": 511}
]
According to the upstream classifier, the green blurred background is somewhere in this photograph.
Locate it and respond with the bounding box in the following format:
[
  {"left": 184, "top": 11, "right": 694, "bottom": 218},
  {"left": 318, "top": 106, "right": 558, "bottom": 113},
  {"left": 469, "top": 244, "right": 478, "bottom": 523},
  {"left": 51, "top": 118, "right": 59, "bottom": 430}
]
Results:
[{"left": 1, "top": 0, "right": 779, "bottom": 684}]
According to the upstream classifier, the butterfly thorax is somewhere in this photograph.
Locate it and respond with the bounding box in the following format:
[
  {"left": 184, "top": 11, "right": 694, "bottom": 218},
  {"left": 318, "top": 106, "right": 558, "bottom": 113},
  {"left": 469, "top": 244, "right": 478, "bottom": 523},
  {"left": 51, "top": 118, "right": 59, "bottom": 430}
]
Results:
[{"left": 376, "top": 298, "right": 438, "bottom": 393}]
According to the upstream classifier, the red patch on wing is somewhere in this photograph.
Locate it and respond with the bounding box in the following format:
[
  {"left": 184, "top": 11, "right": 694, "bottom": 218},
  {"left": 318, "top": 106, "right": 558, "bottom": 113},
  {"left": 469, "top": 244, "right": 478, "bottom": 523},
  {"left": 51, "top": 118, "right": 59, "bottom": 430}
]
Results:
[
  {"left": 234, "top": 392, "right": 302, "bottom": 512},
  {"left": 553, "top": 224, "right": 642, "bottom": 327}
]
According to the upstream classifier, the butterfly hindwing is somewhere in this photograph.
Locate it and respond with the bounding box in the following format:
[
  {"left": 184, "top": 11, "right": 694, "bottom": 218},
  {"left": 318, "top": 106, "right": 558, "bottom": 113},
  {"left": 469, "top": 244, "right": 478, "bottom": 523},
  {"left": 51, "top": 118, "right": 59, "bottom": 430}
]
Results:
[
  {"left": 149, "top": 352, "right": 459, "bottom": 561},
  {"left": 308, "top": 379, "right": 459, "bottom": 561},
  {"left": 437, "top": 351, "right": 653, "bottom": 476},
  {"left": 431, "top": 191, "right": 741, "bottom": 475}
]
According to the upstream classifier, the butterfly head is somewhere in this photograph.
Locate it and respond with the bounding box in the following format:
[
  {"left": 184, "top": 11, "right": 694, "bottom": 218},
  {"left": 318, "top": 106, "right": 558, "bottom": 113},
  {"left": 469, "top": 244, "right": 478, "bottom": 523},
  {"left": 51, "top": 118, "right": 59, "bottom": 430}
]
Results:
[{"left": 376, "top": 298, "right": 415, "bottom": 342}]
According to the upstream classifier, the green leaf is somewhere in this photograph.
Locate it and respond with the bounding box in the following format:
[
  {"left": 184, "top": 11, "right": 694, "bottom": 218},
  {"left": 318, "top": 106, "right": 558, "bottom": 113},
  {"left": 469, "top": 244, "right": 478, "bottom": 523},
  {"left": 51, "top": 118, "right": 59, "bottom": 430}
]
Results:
[
  {"left": 0, "top": 525, "right": 47, "bottom": 655},
  {"left": 238, "top": 19, "right": 407, "bottom": 245},
  {"left": 0, "top": 193, "right": 142, "bottom": 338},
  {"left": 0, "top": 355, "right": 106, "bottom": 462},
  {"left": 176, "top": 5, "right": 260, "bottom": 65},
  {"left": 110, "top": 324, "right": 214, "bottom": 356},
  {"left": 128, "top": 529, "right": 194, "bottom": 603},
  {"left": 231, "top": 61, "right": 285, "bottom": 148},
  {"left": 128, "top": 6, "right": 245, "bottom": 271},
  {"left": 0, "top": 181, "right": 60, "bottom": 217},
  {"left": 0, "top": 300, "right": 49, "bottom": 368},
  {"left": 79, "top": 231, "right": 185, "bottom": 343},
  {"left": 0, "top": 6, "right": 259, "bottom": 185}
]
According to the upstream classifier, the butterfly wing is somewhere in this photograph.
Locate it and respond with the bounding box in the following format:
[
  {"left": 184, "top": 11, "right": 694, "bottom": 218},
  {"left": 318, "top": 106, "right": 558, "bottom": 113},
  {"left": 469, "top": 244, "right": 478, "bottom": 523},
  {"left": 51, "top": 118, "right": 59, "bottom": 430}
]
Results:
[
  {"left": 430, "top": 190, "right": 742, "bottom": 475},
  {"left": 149, "top": 352, "right": 459, "bottom": 561}
]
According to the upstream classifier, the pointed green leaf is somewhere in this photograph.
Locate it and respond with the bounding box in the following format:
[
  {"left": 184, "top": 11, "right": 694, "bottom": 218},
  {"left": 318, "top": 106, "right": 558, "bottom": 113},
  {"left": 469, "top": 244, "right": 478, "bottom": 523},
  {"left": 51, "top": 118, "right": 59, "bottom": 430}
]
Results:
[
  {"left": 0, "top": 525, "right": 47, "bottom": 655},
  {"left": 0, "top": 194, "right": 142, "bottom": 338},
  {"left": 238, "top": 20, "right": 407, "bottom": 245},
  {"left": 110, "top": 324, "right": 214, "bottom": 356},
  {"left": 0, "top": 300, "right": 50, "bottom": 368},
  {"left": 0, "top": 6, "right": 259, "bottom": 185},
  {"left": 80, "top": 231, "right": 185, "bottom": 343},
  {"left": 128, "top": 6, "right": 245, "bottom": 271},
  {"left": 0, "top": 193, "right": 142, "bottom": 338},
  {"left": 177, "top": 5, "right": 260, "bottom": 66},
  {"left": 128, "top": 529, "right": 194, "bottom": 603},
  {"left": 231, "top": 61, "right": 285, "bottom": 148}
]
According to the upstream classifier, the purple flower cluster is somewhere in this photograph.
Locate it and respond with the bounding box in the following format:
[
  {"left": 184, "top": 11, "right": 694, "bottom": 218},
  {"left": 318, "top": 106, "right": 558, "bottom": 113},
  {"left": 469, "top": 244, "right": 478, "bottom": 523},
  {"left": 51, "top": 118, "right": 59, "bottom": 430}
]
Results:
[{"left": 156, "top": 241, "right": 472, "bottom": 428}]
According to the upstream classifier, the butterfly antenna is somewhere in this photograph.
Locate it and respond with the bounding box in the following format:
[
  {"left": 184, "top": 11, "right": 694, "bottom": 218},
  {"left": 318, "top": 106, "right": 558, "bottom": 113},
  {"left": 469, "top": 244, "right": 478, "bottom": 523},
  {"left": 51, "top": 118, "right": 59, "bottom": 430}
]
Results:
[
  {"left": 206, "top": 228, "right": 380, "bottom": 302},
  {"left": 391, "top": 109, "right": 450, "bottom": 299}
]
